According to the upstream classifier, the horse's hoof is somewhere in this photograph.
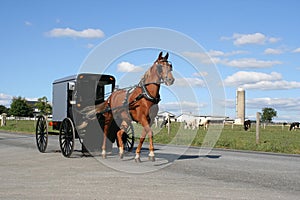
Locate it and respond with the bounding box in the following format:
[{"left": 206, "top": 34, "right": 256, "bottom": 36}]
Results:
[
  {"left": 135, "top": 158, "right": 141, "bottom": 163},
  {"left": 148, "top": 156, "right": 155, "bottom": 162},
  {"left": 119, "top": 153, "right": 124, "bottom": 159}
]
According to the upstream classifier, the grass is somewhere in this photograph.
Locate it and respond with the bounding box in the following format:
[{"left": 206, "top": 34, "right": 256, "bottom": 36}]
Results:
[
  {"left": 0, "top": 119, "right": 36, "bottom": 133},
  {"left": 133, "top": 122, "right": 300, "bottom": 155},
  {"left": 1, "top": 120, "right": 299, "bottom": 154}
]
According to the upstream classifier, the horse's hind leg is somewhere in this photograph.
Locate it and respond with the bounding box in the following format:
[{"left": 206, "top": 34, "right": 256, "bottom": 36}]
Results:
[
  {"left": 117, "top": 120, "right": 129, "bottom": 159},
  {"left": 102, "top": 113, "right": 112, "bottom": 158},
  {"left": 117, "top": 129, "right": 125, "bottom": 159}
]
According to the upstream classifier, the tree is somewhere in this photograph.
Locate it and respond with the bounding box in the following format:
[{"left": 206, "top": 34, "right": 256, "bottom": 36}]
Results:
[
  {"left": 0, "top": 105, "right": 9, "bottom": 114},
  {"left": 34, "top": 96, "right": 52, "bottom": 115},
  {"left": 9, "top": 96, "right": 33, "bottom": 117},
  {"left": 261, "top": 107, "right": 277, "bottom": 123}
]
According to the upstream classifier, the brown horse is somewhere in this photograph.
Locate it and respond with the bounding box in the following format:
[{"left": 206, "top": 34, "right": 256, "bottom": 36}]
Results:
[{"left": 94, "top": 52, "right": 174, "bottom": 162}]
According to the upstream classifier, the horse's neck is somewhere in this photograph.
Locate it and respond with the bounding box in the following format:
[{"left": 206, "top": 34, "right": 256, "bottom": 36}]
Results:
[
  {"left": 140, "top": 67, "right": 160, "bottom": 97},
  {"left": 140, "top": 67, "right": 161, "bottom": 97},
  {"left": 145, "top": 82, "right": 160, "bottom": 98}
]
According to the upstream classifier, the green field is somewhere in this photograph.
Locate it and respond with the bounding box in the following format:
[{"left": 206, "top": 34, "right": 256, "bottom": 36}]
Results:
[
  {"left": 134, "top": 122, "right": 300, "bottom": 154},
  {"left": 1, "top": 120, "right": 299, "bottom": 154}
]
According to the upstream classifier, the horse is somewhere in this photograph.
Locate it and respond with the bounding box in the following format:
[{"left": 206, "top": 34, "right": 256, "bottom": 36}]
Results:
[
  {"left": 289, "top": 122, "right": 300, "bottom": 131},
  {"left": 244, "top": 119, "right": 251, "bottom": 131},
  {"left": 199, "top": 118, "right": 210, "bottom": 130},
  {"left": 91, "top": 52, "right": 174, "bottom": 162}
]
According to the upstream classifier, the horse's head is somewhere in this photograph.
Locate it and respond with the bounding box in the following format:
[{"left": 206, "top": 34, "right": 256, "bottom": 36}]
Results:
[{"left": 155, "top": 52, "right": 175, "bottom": 86}]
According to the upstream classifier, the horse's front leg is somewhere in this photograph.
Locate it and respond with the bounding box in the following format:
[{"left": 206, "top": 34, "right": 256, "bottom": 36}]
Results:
[
  {"left": 135, "top": 125, "right": 155, "bottom": 162},
  {"left": 135, "top": 128, "right": 147, "bottom": 163},
  {"left": 147, "top": 126, "right": 155, "bottom": 162}
]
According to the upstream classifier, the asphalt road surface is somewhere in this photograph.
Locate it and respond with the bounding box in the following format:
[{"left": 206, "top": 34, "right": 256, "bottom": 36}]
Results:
[{"left": 0, "top": 131, "right": 299, "bottom": 199}]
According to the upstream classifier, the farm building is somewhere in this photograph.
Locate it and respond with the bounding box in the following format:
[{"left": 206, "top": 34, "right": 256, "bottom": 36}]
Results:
[
  {"left": 156, "top": 111, "right": 176, "bottom": 121},
  {"left": 176, "top": 113, "right": 228, "bottom": 124}
]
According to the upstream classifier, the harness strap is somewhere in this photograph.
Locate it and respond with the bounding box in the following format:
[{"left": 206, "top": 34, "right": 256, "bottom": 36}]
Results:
[
  {"left": 127, "top": 84, "right": 161, "bottom": 106},
  {"left": 140, "top": 84, "right": 161, "bottom": 104}
]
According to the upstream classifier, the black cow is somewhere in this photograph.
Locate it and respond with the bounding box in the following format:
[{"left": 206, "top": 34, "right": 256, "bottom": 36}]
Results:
[
  {"left": 244, "top": 119, "right": 251, "bottom": 131},
  {"left": 289, "top": 122, "right": 300, "bottom": 131}
]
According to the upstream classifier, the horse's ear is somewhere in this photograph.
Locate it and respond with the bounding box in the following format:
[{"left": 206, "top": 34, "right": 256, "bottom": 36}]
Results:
[
  {"left": 158, "top": 51, "right": 163, "bottom": 60},
  {"left": 164, "top": 52, "right": 169, "bottom": 60}
]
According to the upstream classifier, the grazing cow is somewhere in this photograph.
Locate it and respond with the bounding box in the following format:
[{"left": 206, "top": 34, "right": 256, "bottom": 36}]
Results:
[
  {"left": 289, "top": 122, "right": 300, "bottom": 131},
  {"left": 199, "top": 118, "right": 210, "bottom": 130},
  {"left": 244, "top": 119, "right": 251, "bottom": 131},
  {"left": 160, "top": 116, "right": 171, "bottom": 128}
]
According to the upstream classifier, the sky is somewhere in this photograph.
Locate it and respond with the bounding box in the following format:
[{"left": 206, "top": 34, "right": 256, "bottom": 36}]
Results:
[{"left": 0, "top": 0, "right": 300, "bottom": 122}]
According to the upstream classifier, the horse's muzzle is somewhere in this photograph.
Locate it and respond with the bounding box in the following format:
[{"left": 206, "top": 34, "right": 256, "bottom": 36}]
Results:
[{"left": 165, "top": 78, "right": 175, "bottom": 86}]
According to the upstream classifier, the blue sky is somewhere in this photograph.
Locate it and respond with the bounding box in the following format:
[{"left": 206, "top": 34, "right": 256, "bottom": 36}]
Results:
[{"left": 0, "top": 0, "right": 300, "bottom": 122}]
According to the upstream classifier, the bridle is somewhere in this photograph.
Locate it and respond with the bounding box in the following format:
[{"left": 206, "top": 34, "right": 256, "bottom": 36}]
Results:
[{"left": 155, "top": 60, "right": 173, "bottom": 85}]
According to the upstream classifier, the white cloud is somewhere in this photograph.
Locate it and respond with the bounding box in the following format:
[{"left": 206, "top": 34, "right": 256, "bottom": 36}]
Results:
[
  {"left": 117, "top": 61, "right": 143, "bottom": 72},
  {"left": 174, "top": 78, "right": 206, "bottom": 87},
  {"left": 224, "top": 71, "right": 300, "bottom": 90},
  {"left": 227, "top": 97, "right": 300, "bottom": 110},
  {"left": 160, "top": 101, "right": 206, "bottom": 114},
  {"left": 86, "top": 43, "right": 95, "bottom": 49},
  {"left": 224, "top": 71, "right": 282, "bottom": 86},
  {"left": 222, "top": 33, "right": 280, "bottom": 46},
  {"left": 207, "top": 50, "right": 249, "bottom": 57},
  {"left": 247, "top": 97, "right": 300, "bottom": 111},
  {"left": 0, "top": 93, "right": 13, "bottom": 107},
  {"left": 46, "top": 28, "right": 105, "bottom": 38},
  {"left": 292, "top": 47, "right": 300, "bottom": 53},
  {"left": 192, "top": 71, "right": 208, "bottom": 77},
  {"left": 242, "top": 80, "right": 300, "bottom": 90},
  {"left": 183, "top": 50, "right": 248, "bottom": 65},
  {"left": 223, "top": 58, "right": 282, "bottom": 68},
  {"left": 25, "top": 21, "right": 32, "bottom": 26},
  {"left": 264, "top": 48, "right": 284, "bottom": 55},
  {"left": 233, "top": 33, "right": 266, "bottom": 45},
  {"left": 268, "top": 37, "right": 281, "bottom": 43},
  {"left": 184, "top": 50, "right": 281, "bottom": 68}
]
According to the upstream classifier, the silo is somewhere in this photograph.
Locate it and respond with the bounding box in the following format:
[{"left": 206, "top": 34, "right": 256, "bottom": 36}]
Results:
[{"left": 236, "top": 87, "right": 245, "bottom": 124}]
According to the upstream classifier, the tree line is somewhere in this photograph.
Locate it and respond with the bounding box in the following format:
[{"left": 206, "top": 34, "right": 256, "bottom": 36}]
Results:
[{"left": 0, "top": 96, "right": 52, "bottom": 117}]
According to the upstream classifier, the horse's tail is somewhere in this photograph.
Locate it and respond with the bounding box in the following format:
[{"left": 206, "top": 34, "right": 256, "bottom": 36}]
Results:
[{"left": 81, "top": 101, "right": 107, "bottom": 120}]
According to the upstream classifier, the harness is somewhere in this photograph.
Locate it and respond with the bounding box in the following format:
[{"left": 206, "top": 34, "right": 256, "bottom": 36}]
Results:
[
  {"left": 135, "top": 83, "right": 161, "bottom": 104},
  {"left": 121, "top": 83, "right": 160, "bottom": 108}
]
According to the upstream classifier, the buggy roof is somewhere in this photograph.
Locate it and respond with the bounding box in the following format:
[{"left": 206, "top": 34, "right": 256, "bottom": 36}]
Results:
[
  {"left": 53, "top": 73, "right": 115, "bottom": 85},
  {"left": 53, "top": 75, "right": 76, "bottom": 84}
]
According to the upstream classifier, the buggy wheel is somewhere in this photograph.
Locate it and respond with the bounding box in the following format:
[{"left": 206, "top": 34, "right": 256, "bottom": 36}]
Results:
[
  {"left": 59, "top": 118, "right": 75, "bottom": 157},
  {"left": 122, "top": 123, "right": 135, "bottom": 152},
  {"left": 35, "top": 115, "right": 48, "bottom": 153}
]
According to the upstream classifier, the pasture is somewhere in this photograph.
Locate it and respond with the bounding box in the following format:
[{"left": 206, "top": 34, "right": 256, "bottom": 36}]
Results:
[
  {"left": 0, "top": 120, "right": 299, "bottom": 154},
  {"left": 135, "top": 122, "right": 300, "bottom": 154}
]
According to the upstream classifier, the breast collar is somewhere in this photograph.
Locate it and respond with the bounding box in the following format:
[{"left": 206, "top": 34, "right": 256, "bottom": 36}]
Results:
[{"left": 138, "top": 83, "right": 161, "bottom": 104}]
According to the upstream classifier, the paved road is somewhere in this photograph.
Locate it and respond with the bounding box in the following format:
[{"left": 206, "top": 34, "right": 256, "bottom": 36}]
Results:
[{"left": 0, "top": 131, "right": 299, "bottom": 199}]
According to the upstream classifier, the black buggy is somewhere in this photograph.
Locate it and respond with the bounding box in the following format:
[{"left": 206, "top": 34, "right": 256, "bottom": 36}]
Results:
[{"left": 35, "top": 73, "right": 134, "bottom": 157}]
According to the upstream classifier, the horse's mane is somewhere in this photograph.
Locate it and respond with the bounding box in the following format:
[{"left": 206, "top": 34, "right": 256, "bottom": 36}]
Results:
[{"left": 139, "top": 64, "right": 154, "bottom": 85}]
